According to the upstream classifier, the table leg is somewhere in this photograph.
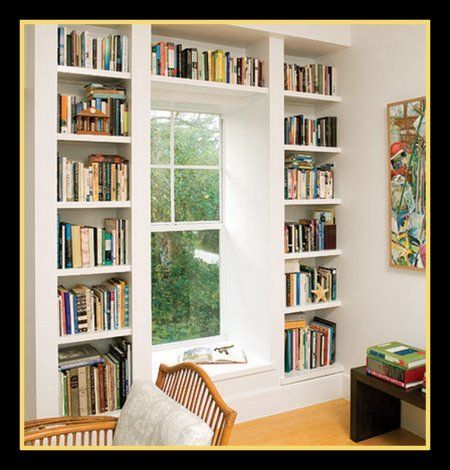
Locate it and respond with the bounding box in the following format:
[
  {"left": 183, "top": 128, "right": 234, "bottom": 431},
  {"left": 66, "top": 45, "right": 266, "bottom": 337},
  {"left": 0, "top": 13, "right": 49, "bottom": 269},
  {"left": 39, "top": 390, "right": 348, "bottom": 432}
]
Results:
[{"left": 350, "top": 374, "right": 401, "bottom": 442}]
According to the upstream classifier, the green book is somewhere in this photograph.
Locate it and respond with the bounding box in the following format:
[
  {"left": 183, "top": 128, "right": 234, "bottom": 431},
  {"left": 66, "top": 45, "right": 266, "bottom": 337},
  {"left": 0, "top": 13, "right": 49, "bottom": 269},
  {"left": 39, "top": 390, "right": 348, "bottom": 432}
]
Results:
[
  {"left": 285, "top": 329, "right": 293, "bottom": 373},
  {"left": 367, "top": 341, "right": 425, "bottom": 370}
]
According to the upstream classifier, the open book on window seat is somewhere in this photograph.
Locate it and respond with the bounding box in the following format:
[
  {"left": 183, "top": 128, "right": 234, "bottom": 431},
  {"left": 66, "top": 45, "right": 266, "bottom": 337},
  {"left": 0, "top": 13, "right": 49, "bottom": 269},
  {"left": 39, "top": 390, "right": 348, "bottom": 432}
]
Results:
[{"left": 179, "top": 346, "right": 247, "bottom": 364}]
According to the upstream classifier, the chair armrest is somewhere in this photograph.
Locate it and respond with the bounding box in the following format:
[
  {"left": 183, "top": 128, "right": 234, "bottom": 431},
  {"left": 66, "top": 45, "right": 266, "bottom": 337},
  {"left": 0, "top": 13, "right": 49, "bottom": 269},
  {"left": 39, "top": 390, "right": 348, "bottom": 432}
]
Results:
[{"left": 24, "top": 416, "right": 119, "bottom": 446}]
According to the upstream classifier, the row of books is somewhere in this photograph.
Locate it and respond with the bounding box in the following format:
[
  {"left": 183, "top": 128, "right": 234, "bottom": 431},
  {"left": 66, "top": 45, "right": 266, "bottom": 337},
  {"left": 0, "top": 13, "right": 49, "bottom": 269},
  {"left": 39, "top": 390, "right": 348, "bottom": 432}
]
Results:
[
  {"left": 285, "top": 115, "right": 337, "bottom": 147},
  {"left": 366, "top": 341, "right": 426, "bottom": 390},
  {"left": 285, "top": 261, "right": 337, "bottom": 307},
  {"left": 58, "top": 341, "right": 131, "bottom": 417},
  {"left": 58, "top": 278, "right": 129, "bottom": 336},
  {"left": 57, "top": 84, "right": 128, "bottom": 136},
  {"left": 57, "top": 217, "right": 129, "bottom": 269},
  {"left": 151, "top": 41, "right": 264, "bottom": 87},
  {"left": 57, "top": 27, "right": 129, "bottom": 72},
  {"left": 57, "top": 154, "right": 129, "bottom": 202},
  {"left": 285, "top": 155, "right": 334, "bottom": 200},
  {"left": 285, "top": 217, "right": 337, "bottom": 253},
  {"left": 284, "top": 63, "right": 337, "bottom": 95},
  {"left": 284, "top": 317, "right": 336, "bottom": 373}
]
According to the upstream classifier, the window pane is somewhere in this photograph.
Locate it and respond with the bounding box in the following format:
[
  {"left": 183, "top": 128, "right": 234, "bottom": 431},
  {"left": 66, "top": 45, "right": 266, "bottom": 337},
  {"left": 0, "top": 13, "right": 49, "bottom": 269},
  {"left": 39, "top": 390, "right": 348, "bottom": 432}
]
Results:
[
  {"left": 151, "top": 110, "right": 171, "bottom": 164},
  {"left": 151, "top": 230, "right": 220, "bottom": 345},
  {"left": 175, "top": 169, "right": 220, "bottom": 222},
  {"left": 174, "top": 112, "right": 220, "bottom": 166},
  {"left": 151, "top": 168, "right": 171, "bottom": 222}
]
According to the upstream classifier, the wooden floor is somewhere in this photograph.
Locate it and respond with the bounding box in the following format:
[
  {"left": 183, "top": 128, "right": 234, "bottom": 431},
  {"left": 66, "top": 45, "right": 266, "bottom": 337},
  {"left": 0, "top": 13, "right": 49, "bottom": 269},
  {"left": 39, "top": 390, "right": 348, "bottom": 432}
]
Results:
[{"left": 229, "top": 399, "right": 425, "bottom": 447}]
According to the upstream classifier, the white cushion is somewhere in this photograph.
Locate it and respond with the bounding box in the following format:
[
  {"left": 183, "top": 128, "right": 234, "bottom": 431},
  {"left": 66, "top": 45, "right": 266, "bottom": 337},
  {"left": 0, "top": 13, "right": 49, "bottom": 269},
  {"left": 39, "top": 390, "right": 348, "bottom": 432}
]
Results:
[{"left": 112, "top": 380, "right": 214, "bottom": 446}]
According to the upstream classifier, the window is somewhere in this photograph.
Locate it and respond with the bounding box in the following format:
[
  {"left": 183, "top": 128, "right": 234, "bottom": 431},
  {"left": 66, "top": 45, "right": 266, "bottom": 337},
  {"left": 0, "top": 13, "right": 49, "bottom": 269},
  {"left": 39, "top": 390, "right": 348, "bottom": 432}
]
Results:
[{"left": 150, "top": 110, "right": 222, "bottom": 345}]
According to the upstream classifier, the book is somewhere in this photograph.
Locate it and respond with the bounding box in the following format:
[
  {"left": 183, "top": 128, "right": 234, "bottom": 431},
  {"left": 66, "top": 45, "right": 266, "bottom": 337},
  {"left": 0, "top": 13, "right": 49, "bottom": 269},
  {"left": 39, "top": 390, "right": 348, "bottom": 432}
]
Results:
[
  {"left": 366, "top": 368, "right": 423, "bottom": 389},
  {"left": 151, "top": 41, "right": 264, "bottom": 87},
  {"left": 58, "top": 343, "right": 102, "bottom": 369},
  {"left": 179, "top": 346, "right": 247, "bottom": 364},
  {"left": 58, "top": 28, "right": 129, "bottom": 72},
  {"left": 285, "top": 115, "right": 337, "bottom": 147},
  {"left": 367, "top": 341, "right": 426, "bottom": 370},
  {"left": 284, "top": 63, "right": 337, "bottom": 96},
  {"left": 366, "top": 356, "right": 425, "bottom": 384}
]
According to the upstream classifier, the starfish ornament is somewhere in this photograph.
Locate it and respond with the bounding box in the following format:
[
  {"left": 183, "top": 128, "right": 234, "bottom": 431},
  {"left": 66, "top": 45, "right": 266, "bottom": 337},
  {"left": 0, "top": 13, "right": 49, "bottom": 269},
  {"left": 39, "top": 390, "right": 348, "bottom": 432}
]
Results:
[{"left": 311, "top": 282, "right": 329, "bottom": 303}]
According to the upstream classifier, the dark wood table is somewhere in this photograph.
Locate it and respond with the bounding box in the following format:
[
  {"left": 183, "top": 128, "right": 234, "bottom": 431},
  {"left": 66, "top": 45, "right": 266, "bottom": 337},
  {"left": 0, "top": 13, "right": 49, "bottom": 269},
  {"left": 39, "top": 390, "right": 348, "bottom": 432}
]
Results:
[{"left": 350, "top": 366, "right": 425, "bottom": 442}]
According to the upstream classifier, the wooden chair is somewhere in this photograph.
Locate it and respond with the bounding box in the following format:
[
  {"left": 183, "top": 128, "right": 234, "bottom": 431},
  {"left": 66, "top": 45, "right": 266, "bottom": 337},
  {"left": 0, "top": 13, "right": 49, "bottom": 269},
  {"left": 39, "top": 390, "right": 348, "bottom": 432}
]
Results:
[{"left": 24, "top": 362, "right": 237, "bottom": 447}]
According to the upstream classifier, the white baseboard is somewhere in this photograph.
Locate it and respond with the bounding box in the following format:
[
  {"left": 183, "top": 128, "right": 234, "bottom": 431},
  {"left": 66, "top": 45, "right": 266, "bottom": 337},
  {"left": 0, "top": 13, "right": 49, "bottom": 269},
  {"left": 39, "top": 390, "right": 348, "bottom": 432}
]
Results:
[{"left": 226, "top": 373, "right": 343, "bottom": 423}]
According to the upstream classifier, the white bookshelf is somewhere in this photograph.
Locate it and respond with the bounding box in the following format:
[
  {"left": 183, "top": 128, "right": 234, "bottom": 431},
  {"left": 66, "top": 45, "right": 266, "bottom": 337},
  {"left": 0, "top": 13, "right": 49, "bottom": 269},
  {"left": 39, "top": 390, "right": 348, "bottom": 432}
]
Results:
[
  {"left": 26, "top": 23, "right": 348, "bottom": 422},
  {"left": 281, "top": 363, "right": 344, "bottom": 386},
  {"left": 284, "top": 301, "right": 342, "bottom": 314},
  {"left": 25, "top": 24, "right": 151, "bottom": 419},
  {"left": 284, "top": 198, "right": 342, "bottom": 206},
  {"left": 284, "top": 249, "right": 341, "bottom": 259}
]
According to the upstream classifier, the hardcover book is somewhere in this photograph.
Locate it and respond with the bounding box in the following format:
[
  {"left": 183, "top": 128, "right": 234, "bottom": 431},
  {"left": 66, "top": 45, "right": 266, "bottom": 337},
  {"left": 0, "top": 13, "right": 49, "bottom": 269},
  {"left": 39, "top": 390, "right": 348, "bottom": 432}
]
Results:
[{"left": 367, "top": 341, "right": 425, "bottom": 370}]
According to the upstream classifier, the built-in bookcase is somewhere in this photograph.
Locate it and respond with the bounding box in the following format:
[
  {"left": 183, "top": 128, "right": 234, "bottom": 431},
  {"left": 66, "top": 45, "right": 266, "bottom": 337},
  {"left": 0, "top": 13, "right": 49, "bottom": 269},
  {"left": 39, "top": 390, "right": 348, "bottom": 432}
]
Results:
[
  {"left": 26, "top": 23, "right": 349, "bottom": 420},
  {"left": 282, "top": 53, "right": 343, "bottom": 384}
]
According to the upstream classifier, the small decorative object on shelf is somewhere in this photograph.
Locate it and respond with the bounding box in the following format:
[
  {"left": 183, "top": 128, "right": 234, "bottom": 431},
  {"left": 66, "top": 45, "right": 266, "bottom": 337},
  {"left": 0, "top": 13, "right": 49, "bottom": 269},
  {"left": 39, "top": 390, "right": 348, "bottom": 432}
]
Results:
[
  {"left": 57, "top": 27, "right": 129, "bottom": 72},
  {"left": 365, "top": 341, "right": 426, "bottom": 389},
  {"left": 285, "top": 260, "right": 337, "bottom": 307},
  {"left": 285, "top": 115, "right": 337, "bottom": 147},
  {"left": 58, "top": 339, "right": 131, "bottom": 416},
  {"left": 151, "top": 41, "right": 264, "bottom": 87},
  {"left": 284, "top": 209, "right": 337, "bottom": 253},
  {"left": 57, "top": 153, "right": 129, "bottom": 203},
  {"left": 58, "top": 278, "right": 129, "bottom": 336},
  {"left": 57, "top": 216, "right": 129, "bottom": 269},
  {"left": 284, "top": 63, "right": 337, "bottom": 95},
  {"left": 57, "top": 84, "right": 128, "bottom": 136},
  {"left": 285, "top": 154, "right": 334, "bottom": 200},
  {"left": 311, "top": 281, "right": 329, "bottom": 303},
  {"left": 285, "top": 316, "right": 336, "bottom": 373}
]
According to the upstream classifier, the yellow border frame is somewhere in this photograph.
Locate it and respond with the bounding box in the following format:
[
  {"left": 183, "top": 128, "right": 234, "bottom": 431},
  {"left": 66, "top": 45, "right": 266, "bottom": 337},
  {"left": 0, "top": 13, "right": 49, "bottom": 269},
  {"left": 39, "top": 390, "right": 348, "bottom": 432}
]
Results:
[{"left": 19, "top": 18, "right": 431, "bottom": 451}]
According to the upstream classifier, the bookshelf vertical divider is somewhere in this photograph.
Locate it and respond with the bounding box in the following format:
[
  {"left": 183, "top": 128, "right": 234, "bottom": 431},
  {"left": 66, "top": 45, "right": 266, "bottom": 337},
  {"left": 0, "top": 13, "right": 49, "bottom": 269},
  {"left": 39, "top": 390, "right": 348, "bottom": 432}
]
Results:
[{"left": 25, "top": 24, "right": 152, "bottom": 419}]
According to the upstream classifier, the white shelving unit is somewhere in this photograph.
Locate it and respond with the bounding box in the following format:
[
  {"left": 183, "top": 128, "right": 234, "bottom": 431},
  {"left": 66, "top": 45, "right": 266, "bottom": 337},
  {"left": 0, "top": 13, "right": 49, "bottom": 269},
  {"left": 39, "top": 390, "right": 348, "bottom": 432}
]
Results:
[
  {"left": 25, "top": 22, "right": 349, "bottom": 421},
  {"left": 25, "top": 24, "right": 151, "bottom": 419},
  {"left": 284, "top": 249, "right": 341, "bottom": 259},
  {"left": 284, "top": 301, "right": 342, "bottom": 314}
]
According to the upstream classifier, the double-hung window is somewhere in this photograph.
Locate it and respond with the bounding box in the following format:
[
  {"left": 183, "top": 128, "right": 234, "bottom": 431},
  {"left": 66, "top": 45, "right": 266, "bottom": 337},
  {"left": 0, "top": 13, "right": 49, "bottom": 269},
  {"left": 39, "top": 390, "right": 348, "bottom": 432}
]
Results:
[{"left": 150, "top": 110, "right": 222, "bottom": 346}]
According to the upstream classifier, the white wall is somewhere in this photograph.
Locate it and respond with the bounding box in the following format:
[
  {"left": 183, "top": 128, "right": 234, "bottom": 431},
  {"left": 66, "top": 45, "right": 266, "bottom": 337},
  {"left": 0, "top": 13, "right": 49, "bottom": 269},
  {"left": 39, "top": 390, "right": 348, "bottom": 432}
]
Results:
[{"left": 322, "top": 24, "right": 426, "bottom": 436}]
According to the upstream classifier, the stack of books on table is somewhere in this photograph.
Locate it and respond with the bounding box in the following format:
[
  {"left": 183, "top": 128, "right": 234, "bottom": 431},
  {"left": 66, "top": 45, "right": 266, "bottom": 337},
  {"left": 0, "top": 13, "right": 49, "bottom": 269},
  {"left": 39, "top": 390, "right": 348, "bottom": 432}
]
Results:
[
  {"left": 366, "top": 341, "right": 426, "bottom": 390},
  {"left": 58, "top": 340, "right": 131, "bottom": 417}
]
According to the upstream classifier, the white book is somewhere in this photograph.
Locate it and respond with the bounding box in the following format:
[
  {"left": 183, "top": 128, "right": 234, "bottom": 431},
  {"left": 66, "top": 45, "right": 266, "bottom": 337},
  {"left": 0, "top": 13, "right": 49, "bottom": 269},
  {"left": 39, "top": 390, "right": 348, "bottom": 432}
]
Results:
[{"left": 179, "top": 346, "right": 247, "bottom": 364}]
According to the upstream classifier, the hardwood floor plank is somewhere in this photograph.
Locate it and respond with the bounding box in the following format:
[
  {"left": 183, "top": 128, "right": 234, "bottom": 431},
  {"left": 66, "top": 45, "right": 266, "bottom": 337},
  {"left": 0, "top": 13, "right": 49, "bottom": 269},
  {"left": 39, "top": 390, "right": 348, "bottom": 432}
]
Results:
[{"left": 229, "top": 399, "right": 424, "bottom": 446}]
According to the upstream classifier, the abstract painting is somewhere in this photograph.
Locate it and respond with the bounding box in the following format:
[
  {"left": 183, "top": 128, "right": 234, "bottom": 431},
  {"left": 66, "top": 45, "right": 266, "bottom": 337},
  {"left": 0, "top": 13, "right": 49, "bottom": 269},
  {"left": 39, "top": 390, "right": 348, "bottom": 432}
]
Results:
[{"left": 387, "top": 97, "right": 426, "bottom": 270}]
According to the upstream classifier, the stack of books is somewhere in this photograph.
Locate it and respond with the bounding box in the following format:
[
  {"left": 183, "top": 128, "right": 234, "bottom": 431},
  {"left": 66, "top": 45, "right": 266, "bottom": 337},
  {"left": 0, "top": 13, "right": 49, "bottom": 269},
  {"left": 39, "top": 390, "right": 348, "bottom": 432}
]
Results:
[
  {"left": 284, "top": 316, "right": 336, "bottom": 373},
  {"left": 366, "top": 341, "right": 426, "bottom": 389},
  {"left": 57, "top": 84, "right": 128, "bottom": 136},
  {"left": 284, "top": 63, "right": 337, "bottom": 95},
  {"left": 57, "top": 27, "right": 129, "bottom": 72},
  {"left": 285, "top": 209, "right": 337, "bottom": 253},
  {"left": 285, "top": 260, "right": 337, "bottom": 307},
  {"left": 57, "top": 217, "right": 129, "bottom": 269},
  {"left": 58, "top": 340, "right": 131, "bottom": 417},
  {"left": 57, "top": 153, "right": 129, "bottom": 202},
  {"left": 285, "top": 115, "right": 337, "bottom": 147},
  {"left": 151, "top": 41, "right": 264, "bottom": 87},
  {"left": 58, "top": 278, "right": 129, "bottom": 336},
  {"left": 284, "top": 155, "right": 334, "bottom": 200}
]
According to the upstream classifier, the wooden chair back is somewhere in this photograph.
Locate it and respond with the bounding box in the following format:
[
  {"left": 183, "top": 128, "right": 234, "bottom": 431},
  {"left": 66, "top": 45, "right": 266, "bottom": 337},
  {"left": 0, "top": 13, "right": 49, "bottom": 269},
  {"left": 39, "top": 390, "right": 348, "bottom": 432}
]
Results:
[
  {"left": 156, "top": 362, "right": 237, "bottom": 446},
  {"left": 24, "top": 362, "right": 237, "bottom": 447}
]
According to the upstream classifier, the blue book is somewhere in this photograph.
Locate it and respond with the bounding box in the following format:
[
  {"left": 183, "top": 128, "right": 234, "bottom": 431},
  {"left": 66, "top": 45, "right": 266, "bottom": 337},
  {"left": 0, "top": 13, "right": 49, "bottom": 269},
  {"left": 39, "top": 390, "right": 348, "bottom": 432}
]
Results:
[
  {"left": 72, "top": 292, "right": 79, "bottom": 334},
  {"left": 65, "top": 224, "right": 72, "bottom": 269},
  {"left": 64, "top": 291, "right": 71, "bottom": 335},
  {"left": 296, "top": 272, "right": 300, "bottom": 305}
]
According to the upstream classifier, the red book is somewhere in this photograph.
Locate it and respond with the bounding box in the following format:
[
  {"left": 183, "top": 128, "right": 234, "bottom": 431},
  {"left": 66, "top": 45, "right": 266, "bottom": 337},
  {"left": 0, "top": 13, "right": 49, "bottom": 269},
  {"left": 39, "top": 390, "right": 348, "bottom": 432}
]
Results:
[
  {"left": 367, "top": 368, "right": 423, "bottom": 389},
  {"left": 366, "top": 356, "right": 425, "bottom": 384}
]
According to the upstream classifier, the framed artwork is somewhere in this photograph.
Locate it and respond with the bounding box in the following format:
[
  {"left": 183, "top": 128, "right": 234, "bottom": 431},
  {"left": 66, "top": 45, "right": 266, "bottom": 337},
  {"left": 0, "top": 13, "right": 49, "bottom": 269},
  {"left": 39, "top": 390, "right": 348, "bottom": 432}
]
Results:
[{"left": 387, "top": 97, "right": 426, "bottom": 270}]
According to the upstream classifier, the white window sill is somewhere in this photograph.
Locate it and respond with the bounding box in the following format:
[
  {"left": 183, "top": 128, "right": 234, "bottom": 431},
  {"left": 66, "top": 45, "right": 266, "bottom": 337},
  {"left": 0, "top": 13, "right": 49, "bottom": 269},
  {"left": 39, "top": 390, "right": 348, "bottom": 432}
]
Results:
[{"left": 151, "top": 341, "right": 275, "bottom": 383}]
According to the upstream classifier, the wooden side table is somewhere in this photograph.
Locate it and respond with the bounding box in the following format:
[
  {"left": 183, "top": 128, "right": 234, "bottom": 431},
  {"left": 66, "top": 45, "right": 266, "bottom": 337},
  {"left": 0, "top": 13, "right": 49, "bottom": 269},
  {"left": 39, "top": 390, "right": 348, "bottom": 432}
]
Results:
[{"left": 350, "top": 366, "right": 425, "bottom": 442}]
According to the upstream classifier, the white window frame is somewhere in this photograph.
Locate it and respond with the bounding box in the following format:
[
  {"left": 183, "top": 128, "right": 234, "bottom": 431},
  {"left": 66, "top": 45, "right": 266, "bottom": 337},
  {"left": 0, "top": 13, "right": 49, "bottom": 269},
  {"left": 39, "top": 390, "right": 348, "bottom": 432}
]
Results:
[{"left": 150, "top": 108, "right": 225, "bottom": 350}]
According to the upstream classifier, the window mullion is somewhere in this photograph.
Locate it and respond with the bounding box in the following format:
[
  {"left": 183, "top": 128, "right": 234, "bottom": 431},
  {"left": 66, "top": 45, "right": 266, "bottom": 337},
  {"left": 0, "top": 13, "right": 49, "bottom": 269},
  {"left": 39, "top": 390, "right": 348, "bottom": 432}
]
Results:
[{"left": 170, "top": 112, "right": 175, "bottom": 224}]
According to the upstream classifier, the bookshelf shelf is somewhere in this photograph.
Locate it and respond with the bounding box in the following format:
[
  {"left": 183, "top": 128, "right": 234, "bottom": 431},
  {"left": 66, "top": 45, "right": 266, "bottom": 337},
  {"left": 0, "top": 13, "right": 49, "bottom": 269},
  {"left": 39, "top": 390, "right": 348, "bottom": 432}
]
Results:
[
  {"left": 284, "top": 144, "right": 341, "bottom": 154},
  {"left": 284, "top": 198, "right": 342, "bottom": 206},
  {"left": 280, "top": 363, "right": 344, "bottom": 386},
  {"left": 57, "top": 65, "right": 131, "bottom": 82},
  {"left": 284, "top": 300, "right": 342, "bottom": 314},
  {"left": 57, "top": 265, "right": 132, "bottom": 277},
  {"left": 151, "top": 74, "right": 269, "bottom": 98},
  {"left": 57, "top": 133, "right": 131, "bottom": 144},
  {"left": 284, "top": 249, "right": 341, "bottom": 260},
  {"left": 57, "top": 201, "right": 131, "bottom": 209},
  {"left": 57, "top": 328, "right": 132, "bottom": 345},
  {"left": 284, "top": 90, "right": 341, "bottom": 105}
]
